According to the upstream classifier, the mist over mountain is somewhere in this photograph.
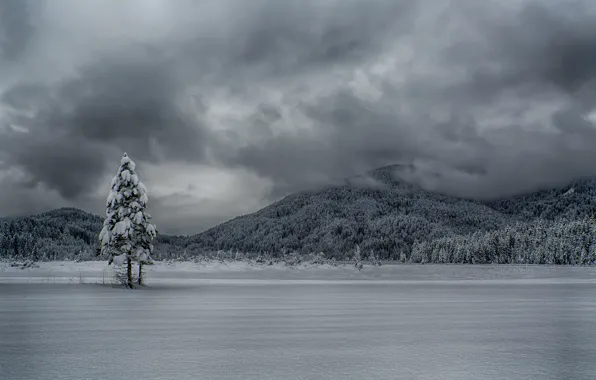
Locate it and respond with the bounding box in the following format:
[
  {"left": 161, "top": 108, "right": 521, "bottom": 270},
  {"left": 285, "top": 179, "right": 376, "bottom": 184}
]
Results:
[{"left": 2, "top": 166, "right": 596, "bottom": 264}]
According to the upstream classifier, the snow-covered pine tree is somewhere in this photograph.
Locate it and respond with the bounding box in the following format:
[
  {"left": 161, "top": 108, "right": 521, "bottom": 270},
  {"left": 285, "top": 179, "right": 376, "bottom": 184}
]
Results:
[{"left": 99, "top": 153, "right": 157, "bottom": 288}]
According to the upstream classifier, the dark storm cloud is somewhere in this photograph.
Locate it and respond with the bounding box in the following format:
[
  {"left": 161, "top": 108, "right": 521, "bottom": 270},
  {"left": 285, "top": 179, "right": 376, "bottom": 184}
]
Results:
[
  {"left": 454, "top": 2, "right": 596, "bottom": 104},
  {"left": 234, "top": 0, "right": 411, "bottom": 69},
  {"left": 62, "top": 57, "right": 209, "bottom": 162},
  {"left": 0, "top": 133, "right": 107, "bottom": 198},
  {"left": 218, "top": 90, "right": 420, "bottom": 198},
  {"left": 0, "top": 53, "right": 210, "bottom": 198},
  {"left": 523, "top": 3, "right": 596, "bottom": 94},
  {"left": 0, "top": 0, "right": 33, "bottom": 61},
  {"left": 4, "top": 53, "right": 208, "bottom": 156},
  {"left": 0, "top": 0, "right": 416, "bottom": 204},
  {"left": 1, "top": 0, "right": 596, "bottom": 231},
  {"left": 217, "top": 0, "right": 596, "bottom": 199}
]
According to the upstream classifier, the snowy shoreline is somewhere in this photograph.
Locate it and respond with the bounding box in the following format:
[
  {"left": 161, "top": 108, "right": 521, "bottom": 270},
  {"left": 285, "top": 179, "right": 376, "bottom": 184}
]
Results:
[{"left": 1, "top": 260, "right": 595, "bottom": 285}]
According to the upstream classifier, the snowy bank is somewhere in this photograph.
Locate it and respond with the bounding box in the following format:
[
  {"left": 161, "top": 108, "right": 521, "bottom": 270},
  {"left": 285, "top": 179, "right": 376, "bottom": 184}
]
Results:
[{"left": 1, "top": 260, "right": 596, "bottom": 285}]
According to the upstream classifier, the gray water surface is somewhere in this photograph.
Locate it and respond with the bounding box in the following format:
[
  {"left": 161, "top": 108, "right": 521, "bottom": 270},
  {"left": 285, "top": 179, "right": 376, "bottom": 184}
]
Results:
[{"left": 1, "top": 278, "right": 595, "bottom": 380}]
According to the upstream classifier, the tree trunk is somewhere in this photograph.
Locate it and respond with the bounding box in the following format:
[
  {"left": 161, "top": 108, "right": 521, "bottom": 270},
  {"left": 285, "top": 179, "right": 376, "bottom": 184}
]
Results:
[
  {"left": 137, "top": 261, "right": 143, "bottom": 286},
  {"left": 126, "top": 257, "right": 133, "bottom": 288}
]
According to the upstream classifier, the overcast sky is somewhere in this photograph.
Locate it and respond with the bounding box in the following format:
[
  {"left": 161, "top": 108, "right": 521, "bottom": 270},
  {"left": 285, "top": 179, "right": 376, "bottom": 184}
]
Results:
[{"left": 1, "top": 0, "right": 596, "bottom": 234}]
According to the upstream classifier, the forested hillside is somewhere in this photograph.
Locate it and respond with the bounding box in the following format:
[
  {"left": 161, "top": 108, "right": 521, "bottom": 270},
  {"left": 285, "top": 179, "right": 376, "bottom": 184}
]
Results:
[
  {"left": 0, "top": 208, "right": 187, "bottom": 261},
  {"left": 186, "top": 166, "right": 596, "bottom": 263},
  {"left": 0, "top": 208, "right": 101, "bottom": 261},
  {"left": 2, "top": 166, "right": 596, "bottom": 264}
]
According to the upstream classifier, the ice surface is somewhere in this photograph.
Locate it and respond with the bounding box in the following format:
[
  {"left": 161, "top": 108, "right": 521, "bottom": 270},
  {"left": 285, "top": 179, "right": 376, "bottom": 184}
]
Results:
[{"left": 1, "top": 264, "right": 595, "bottom": 380}]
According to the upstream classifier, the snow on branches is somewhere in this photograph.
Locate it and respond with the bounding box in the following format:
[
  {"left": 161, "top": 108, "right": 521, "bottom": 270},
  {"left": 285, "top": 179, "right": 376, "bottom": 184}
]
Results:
[{"left": 99, "top": 153, "right": 157, "bottom": 265}]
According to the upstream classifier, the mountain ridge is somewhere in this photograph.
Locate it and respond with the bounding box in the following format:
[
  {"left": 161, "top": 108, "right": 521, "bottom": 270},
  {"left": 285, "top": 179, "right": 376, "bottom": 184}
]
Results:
[
  {"left": 1, "top": 165, "right": 596, "bottom": 264},
  {"left": 186, "top": 166, "right": 596, "bottom": 260}
]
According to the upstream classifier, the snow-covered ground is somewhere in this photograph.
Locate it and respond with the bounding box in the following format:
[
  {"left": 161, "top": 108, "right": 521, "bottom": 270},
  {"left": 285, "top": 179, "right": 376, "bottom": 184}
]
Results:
[
  {"left": 1, "top": 263, "right": 595, "bottom": 379},
  {"left": 2, "top": 260, "right": 596, "bottom": 284}
]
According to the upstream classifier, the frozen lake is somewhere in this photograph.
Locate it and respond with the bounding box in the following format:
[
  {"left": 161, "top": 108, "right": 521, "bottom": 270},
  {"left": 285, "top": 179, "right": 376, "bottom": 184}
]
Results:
[{"left": 1, "top": 264, "right": 596, "bottom": 379}]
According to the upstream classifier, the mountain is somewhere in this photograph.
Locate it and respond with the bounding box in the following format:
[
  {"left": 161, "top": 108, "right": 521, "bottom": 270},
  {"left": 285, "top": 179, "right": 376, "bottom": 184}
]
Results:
[
  {"left": 2, "top": 165, "right": 596, "bottom": 264},
  {"left": 186, "top": 166, "right": 596, "bottom": 263},
  {"left": 0, "top": 208, "right": 101, "bottom": 261}
]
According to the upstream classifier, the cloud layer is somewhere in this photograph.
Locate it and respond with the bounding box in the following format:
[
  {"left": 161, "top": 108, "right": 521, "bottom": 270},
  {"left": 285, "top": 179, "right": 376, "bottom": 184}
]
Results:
[{"left": 1, "top": 0, "right": 596, "bottom": 233}]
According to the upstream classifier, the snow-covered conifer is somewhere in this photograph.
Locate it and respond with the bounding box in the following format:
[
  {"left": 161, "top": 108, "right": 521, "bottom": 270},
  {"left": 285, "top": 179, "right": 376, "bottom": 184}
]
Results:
[{"left": 99, "top": 153, "right": 157, "bottom": 287}]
